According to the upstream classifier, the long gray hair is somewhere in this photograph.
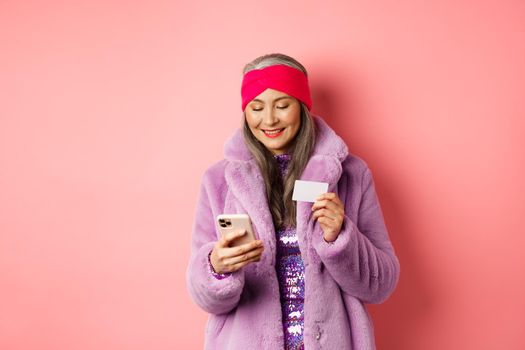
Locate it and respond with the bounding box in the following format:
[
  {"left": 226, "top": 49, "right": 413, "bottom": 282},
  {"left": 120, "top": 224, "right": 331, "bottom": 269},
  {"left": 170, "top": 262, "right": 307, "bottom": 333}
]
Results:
[{"left": 242, "top": 53, "right": 316, "bottom": 229}]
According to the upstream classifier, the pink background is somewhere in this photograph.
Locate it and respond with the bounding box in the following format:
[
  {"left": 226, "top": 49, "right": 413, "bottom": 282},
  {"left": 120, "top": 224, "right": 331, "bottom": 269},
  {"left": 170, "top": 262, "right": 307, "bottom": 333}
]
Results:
[{"left": 1, "top": 1, "right": 524, "bottom": 349}]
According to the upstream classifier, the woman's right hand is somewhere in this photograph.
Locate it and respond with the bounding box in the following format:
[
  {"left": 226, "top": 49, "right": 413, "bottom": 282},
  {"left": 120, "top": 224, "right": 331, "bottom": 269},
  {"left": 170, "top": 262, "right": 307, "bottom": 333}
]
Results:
[{"left": 210, "top": 230, "right": 264, "bottom": 274}]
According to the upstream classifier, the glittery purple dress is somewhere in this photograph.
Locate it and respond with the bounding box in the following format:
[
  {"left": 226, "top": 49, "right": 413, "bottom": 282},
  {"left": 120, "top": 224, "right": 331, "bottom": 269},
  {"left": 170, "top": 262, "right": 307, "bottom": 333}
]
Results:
[
  {"left": 274, "top": 153, "right": 305, "bottom": 350},
  {"left": 207, "top": 153, "right": 305, "bottom": 349}
]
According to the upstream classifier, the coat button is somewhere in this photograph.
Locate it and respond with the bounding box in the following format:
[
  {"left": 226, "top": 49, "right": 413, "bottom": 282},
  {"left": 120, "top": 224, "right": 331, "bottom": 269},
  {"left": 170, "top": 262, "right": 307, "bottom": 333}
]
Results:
[{"left": 315, "top": 332, "right": 321, "bottom": 340}]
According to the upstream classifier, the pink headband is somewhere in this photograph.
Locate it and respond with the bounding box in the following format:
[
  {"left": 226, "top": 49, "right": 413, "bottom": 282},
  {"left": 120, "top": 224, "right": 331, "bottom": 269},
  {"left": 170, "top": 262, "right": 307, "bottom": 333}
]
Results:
[{"left": 241, "top": 64, "right": 312, "bottom": 112}]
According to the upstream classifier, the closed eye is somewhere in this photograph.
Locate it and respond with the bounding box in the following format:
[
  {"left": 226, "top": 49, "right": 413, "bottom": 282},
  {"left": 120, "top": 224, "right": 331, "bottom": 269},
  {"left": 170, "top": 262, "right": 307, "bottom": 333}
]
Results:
[{"left": 251, "top": 105, "right": 289, "bottom": 112}]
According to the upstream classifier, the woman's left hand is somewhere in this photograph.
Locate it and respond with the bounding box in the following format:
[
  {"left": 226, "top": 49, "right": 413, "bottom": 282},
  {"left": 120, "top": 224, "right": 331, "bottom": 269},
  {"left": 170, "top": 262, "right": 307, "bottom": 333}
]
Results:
[{"left": 311, "top": 192, "right": 345, "bottom": 242}]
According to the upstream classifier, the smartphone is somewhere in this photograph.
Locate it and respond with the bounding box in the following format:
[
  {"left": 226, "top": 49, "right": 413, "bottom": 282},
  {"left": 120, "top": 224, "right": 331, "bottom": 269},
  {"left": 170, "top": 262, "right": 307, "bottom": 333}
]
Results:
[{"left": 216, "top": 214, "right": 257, "bottom": 247}]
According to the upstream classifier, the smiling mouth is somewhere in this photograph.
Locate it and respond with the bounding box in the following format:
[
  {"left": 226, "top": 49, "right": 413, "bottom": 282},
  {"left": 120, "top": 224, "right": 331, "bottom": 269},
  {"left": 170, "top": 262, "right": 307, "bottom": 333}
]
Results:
[
  {"left": 263, "top": 128, "right": 284, "bottom": 134},
  {"left": 262, "top": 128, "right": 285, "bottom": 138}
]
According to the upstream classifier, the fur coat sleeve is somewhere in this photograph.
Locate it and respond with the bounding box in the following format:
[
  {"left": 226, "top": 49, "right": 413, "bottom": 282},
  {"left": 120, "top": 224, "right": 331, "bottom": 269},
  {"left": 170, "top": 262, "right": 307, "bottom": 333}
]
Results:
[
  {"left": 311, "top": 165, "right": 399, "bottom": 304},
  {"left": 185, "top": 162, "right": 246, "bottom": 315}
]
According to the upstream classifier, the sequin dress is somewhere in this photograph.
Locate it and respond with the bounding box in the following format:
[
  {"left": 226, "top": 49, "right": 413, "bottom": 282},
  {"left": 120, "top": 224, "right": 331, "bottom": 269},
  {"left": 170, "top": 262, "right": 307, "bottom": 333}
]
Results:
[
  {"left": 208, "top": 153, "right": 306, "bottom": 349},
  {"left": 274, "top": 153, "right": 305, "bottom": 350}
]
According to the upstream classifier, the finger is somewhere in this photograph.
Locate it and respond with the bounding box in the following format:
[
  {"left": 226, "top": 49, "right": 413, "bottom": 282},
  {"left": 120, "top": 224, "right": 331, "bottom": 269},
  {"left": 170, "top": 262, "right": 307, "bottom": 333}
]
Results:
[
  {"left": 312, "top": 196, "right": 338, "bottom": 209},
  {"left": 317, "top": 215, "right": 337, "bottom": 226},
  {"left": 225, "top": 255, "right": 262, "bottom": 273},
  {"left": 222, "top": 239, "right": 264, "bottom": 258},
  {"left": 312, "top": 192, "right": 328, "bottom": 210},
  {"left": 312, "top": 192, "right": 331, "bottom": 209},
  {"left": 318, "top": 219, "right": 333, "bottom": 235},
  {"left": 315, "top": 192, "right": 328, "bottom": 201},
  {"left": 315, "top": 192, "right": 335, "bottom": 201},
  {"left": 330, "top": 194, "right": 344, "bottom": 208},
  {"left": 317, "top": 217, "right": 340, "bottom": 235},
  {"left": 311, "top": 199, "right": 330, "bottom": 211},
  {"left": 315, "top": 192, "right": 344, "bottom": 208},
  {"left": 312, "top": 199, "right": 344, "bottom": 215},
  {"left": 223, "top": 246, "right": 264, "bottom": 266},
  {"left": 219, "top": 229, "right": 246, "bottom": 247},
  {"left": 318, "top": 220, "right": 330, "bottom": 232},
  {"left": 313, "top": 208, "right": 340, "bottom": 221},
  {"left": 318, "top": 215, "right": 343, "bottom": 234}
]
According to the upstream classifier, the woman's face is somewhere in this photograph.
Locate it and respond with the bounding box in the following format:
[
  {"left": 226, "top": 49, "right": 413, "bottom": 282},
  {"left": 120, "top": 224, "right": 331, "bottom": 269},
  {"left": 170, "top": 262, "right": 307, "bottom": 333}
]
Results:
[{"left": 244, "top": 88, "right": 302, "bottom": 155}]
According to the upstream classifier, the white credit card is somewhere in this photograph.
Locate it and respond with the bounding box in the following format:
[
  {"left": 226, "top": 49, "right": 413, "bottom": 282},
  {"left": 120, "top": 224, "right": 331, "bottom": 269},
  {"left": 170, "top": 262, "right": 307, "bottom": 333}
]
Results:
[{"left": 292, "top": 180, "right": 329, "bottom": 202}]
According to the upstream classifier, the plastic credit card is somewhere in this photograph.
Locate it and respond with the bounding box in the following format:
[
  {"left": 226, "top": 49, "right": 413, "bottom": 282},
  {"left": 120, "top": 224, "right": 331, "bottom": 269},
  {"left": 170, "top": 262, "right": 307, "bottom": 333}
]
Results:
[{"left": 292, "top": 180, "right": 329, "bottom": 202}]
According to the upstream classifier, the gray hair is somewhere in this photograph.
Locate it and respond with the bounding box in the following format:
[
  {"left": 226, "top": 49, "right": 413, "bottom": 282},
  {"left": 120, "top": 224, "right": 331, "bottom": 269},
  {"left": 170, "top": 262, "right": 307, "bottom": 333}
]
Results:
[
  {"left": 242, "top": 53, "right": 309, "bottom": 76},
  {"left": 241, "top": 53, "right": 316, "bottom": 229}
]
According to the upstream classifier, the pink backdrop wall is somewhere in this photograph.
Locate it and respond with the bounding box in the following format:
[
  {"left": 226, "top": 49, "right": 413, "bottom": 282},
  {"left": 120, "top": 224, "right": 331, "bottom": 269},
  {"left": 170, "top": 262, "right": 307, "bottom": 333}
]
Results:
[{"left": 1, "top": 1, "right": 524, "bottom": 349}]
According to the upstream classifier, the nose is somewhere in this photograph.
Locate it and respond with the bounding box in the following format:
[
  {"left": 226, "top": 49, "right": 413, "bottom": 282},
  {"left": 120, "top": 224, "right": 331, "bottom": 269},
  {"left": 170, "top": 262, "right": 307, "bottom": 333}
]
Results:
[{"left": 262, "top": 106, "right": 279, "bottom": 126}]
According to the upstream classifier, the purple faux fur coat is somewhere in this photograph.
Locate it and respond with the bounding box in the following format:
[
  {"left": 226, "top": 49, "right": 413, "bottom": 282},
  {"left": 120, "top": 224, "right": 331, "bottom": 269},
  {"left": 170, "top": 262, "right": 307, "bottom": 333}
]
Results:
[{"left": 186, "top": 115, "right": 400, "bottom": 349}]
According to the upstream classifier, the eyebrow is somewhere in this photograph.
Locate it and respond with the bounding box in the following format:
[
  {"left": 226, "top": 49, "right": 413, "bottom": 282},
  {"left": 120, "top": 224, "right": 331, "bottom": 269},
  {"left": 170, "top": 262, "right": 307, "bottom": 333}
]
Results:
[{"left": 250, "top": 96, "right": 291, "bottom": 103}]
